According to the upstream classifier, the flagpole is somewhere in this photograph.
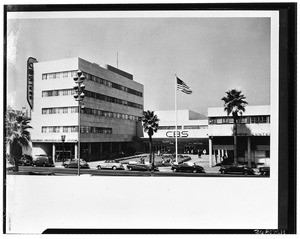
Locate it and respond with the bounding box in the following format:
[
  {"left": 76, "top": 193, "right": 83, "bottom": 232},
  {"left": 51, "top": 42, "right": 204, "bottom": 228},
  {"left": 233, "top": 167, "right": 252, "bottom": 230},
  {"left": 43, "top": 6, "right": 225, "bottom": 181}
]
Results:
[{"left": 175, "top": 74, "right": 178, "bottom": 163}]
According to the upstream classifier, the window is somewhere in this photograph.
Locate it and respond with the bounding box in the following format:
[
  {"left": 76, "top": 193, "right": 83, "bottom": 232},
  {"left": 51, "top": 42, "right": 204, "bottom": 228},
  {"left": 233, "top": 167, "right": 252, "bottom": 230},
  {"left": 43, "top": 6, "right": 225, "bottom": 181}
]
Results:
[
  {"left": 222, "top": 118, "right": 229, "bottom": 124},
  {"left": 71, "top": 126, "right": 78, "bottom": 132},
  {"left": 63, "top": 71, "right": 68, "bottom": 78},
  {"left": 184, "top": 125, "right": 200, "bottom": 129},
  {"left": 42, "top": 74, "right": 47, "bottom": 80},
  {"left": 63, "top": 107, "right": 68, "bottom": 113},
  {"left": 238, "top": 117, "right": 247, "bottom": 124},
  {"left": 216, "top": 118, "right": 222, "bottom": 124},
  {"left": 42, "top": 127, "right": 47, "bottom": 133},
  {"left": 71, "top": 71, "right": 77, "bottom": 77},
  {"left": 55, "top": 72, "right": 62, "bottom": 78},
  {"left": 54, "top": 126, "right": 60, "bottom": 132},
  {"left": 63, "top": 126, "right": 68, "bottom": 132},
  {"left": 71, "top": 107, "right": 78, "bottom": 113}
]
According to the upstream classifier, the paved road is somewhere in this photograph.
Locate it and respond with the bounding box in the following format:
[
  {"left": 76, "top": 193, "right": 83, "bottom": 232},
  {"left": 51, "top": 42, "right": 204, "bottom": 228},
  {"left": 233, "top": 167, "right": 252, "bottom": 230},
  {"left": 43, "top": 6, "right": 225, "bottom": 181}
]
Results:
[{"left": 9, "top": 165, "right": 265, "bottom": 177}]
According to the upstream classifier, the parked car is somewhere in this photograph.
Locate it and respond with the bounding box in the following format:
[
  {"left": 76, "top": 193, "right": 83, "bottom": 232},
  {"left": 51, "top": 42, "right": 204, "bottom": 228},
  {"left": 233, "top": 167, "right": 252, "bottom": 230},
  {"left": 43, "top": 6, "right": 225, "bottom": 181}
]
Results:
[
  {"left": 63, "top": 159, "right": 90, "bottom": 169},
  {"left": 127, "top": 162, "right": 159, "bottom": 171},
  {"left": 219, "top": 165, "right": 255, "bottom": 175},
  {"left": 171, "top": 162, "right": 205, "bottom": 173},
  {"left": 97, "top": 159, "right": 124, "bottom": 170},
  {"left": 257, "top": 158, "right": 270, "bottom": 176},
  {"left": 259, "top": 166, "right": 270, "bottom": 176},
  {"left": 18, "top": 155, "right": 33, "bottom": 166},
  {"left": 33, "top": 155, "right": 55, "bottom": 167},
  {"left": 6, "top": 161, "right": 15, "bottom": 172}
]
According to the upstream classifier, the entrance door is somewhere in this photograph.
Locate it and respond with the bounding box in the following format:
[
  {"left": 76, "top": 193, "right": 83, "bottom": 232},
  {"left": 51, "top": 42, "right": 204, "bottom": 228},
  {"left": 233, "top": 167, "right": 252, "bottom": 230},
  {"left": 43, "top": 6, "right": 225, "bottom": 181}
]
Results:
[{"left": 56, "top": 150, "right": 72, "bottom": 162}]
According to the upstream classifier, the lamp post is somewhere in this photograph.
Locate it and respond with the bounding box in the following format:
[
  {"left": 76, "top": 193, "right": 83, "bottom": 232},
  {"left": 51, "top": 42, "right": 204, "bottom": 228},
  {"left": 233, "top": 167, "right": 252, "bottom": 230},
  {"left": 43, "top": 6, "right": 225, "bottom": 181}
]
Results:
[
  {"left": 73, "top": 70, "right": 85, "bottom": 176},
  {"left": 61, "top": 135, "right": 66, "bottom": 164}
]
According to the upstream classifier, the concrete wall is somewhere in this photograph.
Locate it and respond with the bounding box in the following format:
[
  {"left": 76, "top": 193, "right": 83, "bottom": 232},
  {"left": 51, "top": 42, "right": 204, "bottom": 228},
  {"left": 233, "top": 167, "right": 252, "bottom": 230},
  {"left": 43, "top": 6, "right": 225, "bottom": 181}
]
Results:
[{"left": 208, "top": 123, "right": 270, "bottom": 136}]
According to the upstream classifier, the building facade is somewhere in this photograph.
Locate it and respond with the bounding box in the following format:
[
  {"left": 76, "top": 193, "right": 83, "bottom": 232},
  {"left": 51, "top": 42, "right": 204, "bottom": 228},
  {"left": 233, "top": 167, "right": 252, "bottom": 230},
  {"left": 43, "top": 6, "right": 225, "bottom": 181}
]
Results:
[
  {"left": 142, "top": 110, "right": 209, "bottom": 154},
  {"left": 207, "top": 105, "right": 270, "bottom": 167},
  {"left": 30, "top": 57, "right": 144, "bottom": 162}
]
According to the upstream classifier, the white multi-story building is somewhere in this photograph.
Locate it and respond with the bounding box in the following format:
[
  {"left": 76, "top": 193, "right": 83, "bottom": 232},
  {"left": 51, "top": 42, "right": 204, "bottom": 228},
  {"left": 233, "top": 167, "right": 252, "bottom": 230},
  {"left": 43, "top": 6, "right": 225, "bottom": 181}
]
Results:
[
  {"left": 207, "top": 105, "right": 270, "bottom": 166},
  {"left": 142, "top": 110, "right": 209, "bottom": 154},
  {"left": 143, "top": 106, "right": 271, "bottom": 167},
  {"left": 30, "top": 57, "right": 144, "bottom": 162}
]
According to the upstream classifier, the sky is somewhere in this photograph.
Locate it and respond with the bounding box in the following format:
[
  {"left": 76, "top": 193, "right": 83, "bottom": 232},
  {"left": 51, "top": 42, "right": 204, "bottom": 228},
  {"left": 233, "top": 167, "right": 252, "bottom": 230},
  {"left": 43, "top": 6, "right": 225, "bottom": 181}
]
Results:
[{"left": 6, "top": 12, "right": 271, "bottom": 115}]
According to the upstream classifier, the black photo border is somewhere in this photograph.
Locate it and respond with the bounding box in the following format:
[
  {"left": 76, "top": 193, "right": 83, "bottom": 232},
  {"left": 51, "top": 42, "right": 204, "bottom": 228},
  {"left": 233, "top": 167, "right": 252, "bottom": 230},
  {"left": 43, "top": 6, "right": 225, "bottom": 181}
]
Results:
[{"left": 3, "top": 2, "right": 297, "bottom": 235}]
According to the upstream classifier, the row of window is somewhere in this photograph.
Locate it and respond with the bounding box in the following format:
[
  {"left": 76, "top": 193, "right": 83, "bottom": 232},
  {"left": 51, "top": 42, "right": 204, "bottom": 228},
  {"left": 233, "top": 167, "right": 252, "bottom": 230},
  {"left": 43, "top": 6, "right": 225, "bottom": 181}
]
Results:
[
  {"left": 84, "top": 90, "right": 143, "bottom": 109},
  {"left": 41, "top": 106, "right": 140, "bottom": 121},
  {"left": 209, "top": 116, "right": 270, "bottom": 125},
  {"left": 42, "top": 107, "right": 78, "bottom": 114},
  {"left": 41, "top": 126, "right": 112, "bottom": 134},
  {"left": 83, "top": 107, "right": 139, "bottom": 121},
  {"left": 42, "top": 70, "right": 143, "bottom": 97},
  {"left": 42, "top": 89, "right": 74, "bottom": 97},
  {"left": 83, "top": 72, "right": 143, "bottom": 97},
  {"left": 42, "top": 71, "right": 77, "bottom": 80},
  {"left": 42, "top": 89, "right": 143, "bottom": 110},
  {"left": 157, "top": 125, "right": 208, "bottom": 130}
]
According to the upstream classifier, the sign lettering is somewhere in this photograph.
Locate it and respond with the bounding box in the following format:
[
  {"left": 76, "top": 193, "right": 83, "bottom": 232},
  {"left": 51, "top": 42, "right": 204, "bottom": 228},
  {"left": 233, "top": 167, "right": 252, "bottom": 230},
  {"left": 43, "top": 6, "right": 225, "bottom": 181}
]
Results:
[
  {"left": 27, "top": 57, "right": 38, "bottom": 109},
  {"left": 166, "top": 131, "right": 189, "bottom": 138}
]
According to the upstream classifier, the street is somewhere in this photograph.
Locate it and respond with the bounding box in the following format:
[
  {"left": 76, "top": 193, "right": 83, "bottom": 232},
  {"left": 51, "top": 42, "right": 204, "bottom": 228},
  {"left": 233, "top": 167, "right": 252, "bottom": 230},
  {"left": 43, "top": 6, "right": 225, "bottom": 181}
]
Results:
[{"left": 8, "top": 165, "right": 265, "bottom": 177}]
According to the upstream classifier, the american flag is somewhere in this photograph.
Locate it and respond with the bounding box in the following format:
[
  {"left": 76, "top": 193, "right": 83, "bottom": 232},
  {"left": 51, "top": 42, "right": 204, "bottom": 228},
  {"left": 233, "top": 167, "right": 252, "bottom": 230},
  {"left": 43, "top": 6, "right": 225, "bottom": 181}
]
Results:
[{"left": 177, "top": 77, "right": 192, "bottom": 94}]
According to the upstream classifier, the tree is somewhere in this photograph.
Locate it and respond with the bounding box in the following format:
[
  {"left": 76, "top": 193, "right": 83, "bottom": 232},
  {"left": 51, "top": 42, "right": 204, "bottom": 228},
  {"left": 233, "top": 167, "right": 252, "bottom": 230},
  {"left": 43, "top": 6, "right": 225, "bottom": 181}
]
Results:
[
  {"left": 221, "top": 89, "right": 248, "bottom": 166},
  {"left": 6, "top": 108, "right": 32, "bottom": 171},
  {"left": 141, "top": 110, "right": 159, "bottom": 170}
]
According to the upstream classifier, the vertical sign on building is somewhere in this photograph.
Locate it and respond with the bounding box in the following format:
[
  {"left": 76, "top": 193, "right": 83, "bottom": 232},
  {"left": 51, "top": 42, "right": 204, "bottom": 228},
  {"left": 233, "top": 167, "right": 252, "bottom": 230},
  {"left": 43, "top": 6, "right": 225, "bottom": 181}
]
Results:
[{"left": 27, "top": 57, "right": 38, "bottom": 109}]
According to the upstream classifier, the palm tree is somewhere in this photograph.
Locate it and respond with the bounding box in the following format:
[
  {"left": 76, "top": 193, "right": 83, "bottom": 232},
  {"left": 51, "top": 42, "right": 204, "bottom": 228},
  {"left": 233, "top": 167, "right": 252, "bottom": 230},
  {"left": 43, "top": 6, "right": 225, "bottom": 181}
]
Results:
[
  {"left": 6, "top": 110, "right": 32, "bottom": 172},
  {"left": 141, "top": 110, "right": 159, "bottom": 170},
  {"left": 221, "top": 89, "right": 248, "bottom": 166}
]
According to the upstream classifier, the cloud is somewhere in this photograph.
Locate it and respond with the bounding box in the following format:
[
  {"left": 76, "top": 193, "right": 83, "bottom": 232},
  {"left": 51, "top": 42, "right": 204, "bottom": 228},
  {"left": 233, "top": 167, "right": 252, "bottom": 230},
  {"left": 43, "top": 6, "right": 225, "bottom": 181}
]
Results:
[
  {"left": 7, "top": 28, "right": 20, "bottom": 65},
  {"left": 7, "top": 91, "right": 17, "bottom": 108}
]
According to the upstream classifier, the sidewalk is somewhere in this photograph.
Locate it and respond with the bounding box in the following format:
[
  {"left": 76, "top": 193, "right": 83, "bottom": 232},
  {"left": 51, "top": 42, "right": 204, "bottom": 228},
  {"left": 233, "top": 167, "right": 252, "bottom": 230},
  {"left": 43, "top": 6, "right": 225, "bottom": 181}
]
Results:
[{"left": 54, "top": 154, "right": 221, "bottom": 173}]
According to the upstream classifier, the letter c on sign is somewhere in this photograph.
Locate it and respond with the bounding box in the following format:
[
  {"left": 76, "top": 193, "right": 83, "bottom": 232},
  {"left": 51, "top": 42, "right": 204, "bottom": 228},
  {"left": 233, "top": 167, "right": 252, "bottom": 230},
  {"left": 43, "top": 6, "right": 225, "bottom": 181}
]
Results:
[{"left": 166, "top": 131, "right": 173, "bottom": 137}]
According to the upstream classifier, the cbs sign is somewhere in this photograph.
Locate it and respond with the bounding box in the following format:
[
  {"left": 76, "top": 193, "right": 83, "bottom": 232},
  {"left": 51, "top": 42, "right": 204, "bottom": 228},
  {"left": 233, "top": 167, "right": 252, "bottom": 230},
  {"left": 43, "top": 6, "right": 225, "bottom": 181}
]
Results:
[{"left": 166, "top": 131, "right": 189, "bottom": 138}]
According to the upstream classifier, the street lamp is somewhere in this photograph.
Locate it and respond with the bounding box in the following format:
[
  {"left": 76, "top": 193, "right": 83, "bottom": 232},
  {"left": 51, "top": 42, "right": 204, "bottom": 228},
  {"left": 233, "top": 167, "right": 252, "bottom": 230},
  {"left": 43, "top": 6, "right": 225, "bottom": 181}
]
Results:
[
  {"left": 73, "top": 70, "right": 85, "bottom": 176},
  {"left": 61, "top": 135, "right": 66, "bottom": 164}
]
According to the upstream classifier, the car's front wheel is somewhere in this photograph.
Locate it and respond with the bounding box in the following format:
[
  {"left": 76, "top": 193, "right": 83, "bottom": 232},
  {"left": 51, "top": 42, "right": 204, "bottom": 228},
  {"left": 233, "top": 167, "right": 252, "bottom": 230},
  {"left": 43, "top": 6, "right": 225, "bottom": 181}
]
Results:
[
  {"left": 192, "top": 168, "right": 197, "bottom": 173},
  {"left": 173, "top": 168, "right": 177, "bottom": 172},
  {"left": 128, "top": 166, "right": 132, "bottom": 171},
  {"left": 97, "top": 166, "right": 101, "bottom": 170},
  {"left": 220, "top": 170, "right": 226, "bottom": 174},
  {"left": 244, "top": 171, "right": 249, "bottom": 175},
  {"left": 112, "top": 166, "right": 117, "bottom": 170},
  {"left": 64, "top": 165, "right": 68, "bottom": 168}
]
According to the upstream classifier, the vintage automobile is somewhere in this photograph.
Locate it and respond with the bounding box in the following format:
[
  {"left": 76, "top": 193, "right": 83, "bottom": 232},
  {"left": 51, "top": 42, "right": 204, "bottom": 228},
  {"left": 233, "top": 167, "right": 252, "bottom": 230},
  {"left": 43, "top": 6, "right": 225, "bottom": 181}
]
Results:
[
  {"left": 32, "top": 155, "right": 55, "bottom": 167},
  {"left": 256, "top": 158, "right": 270, "bottom": 176},
  {"left": 6, "top": 161, "right": 15, "bottom": 172},
  {"left": 219, "top": 165, "right": 255, "bottom": 175},
  {"left": 258, "top": 166, "right": 270, "bottom": 176},
  {"left": 63, "top": 159, "right": 90, "bottom": 169},
  {"left": 126, "top": 162, "right": 159, "bottom": 171},
  {"left": 18, "top": 155, "right": 33, "bottom": 166},
  {"left": 171, "top": 162, "right": 205, "bottom": 173},
  {"left": 97, "top": 159, "right": 124, "bottom": 170}
]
